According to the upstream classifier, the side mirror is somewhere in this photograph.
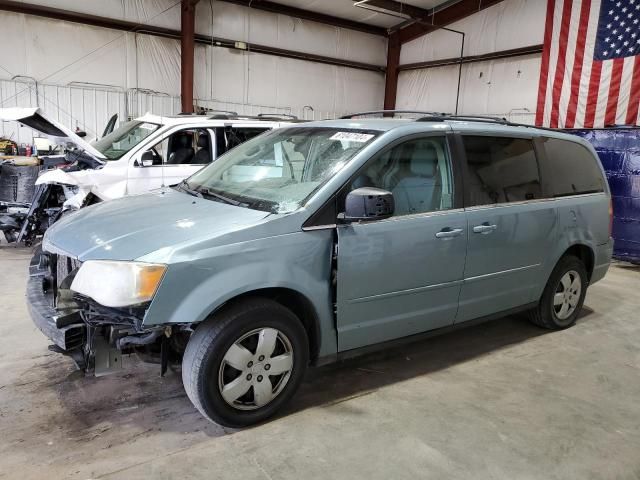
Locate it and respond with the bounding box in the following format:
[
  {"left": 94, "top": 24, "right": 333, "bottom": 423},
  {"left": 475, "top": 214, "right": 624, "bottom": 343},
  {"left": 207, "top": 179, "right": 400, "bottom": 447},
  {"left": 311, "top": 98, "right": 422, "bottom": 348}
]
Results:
[
  {"left": 138, "top": 150, "right": 154, "bottom": 167},
  {"left": 342, "top": 187, "right": 394, "bottom": 222}
]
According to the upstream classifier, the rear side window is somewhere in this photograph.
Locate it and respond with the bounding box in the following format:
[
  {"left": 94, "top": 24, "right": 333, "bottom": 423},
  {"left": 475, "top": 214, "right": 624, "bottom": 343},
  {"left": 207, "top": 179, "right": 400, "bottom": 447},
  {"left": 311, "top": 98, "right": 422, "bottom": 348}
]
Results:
[
  {"left": 215, "top": 127, "right": 269, "bottom": 157},
  {"left": 462, "top": 136, "right": 542, "bottom": 206},
  {"left": 541, "top": 138, "right": 605, "bottom": 197}
]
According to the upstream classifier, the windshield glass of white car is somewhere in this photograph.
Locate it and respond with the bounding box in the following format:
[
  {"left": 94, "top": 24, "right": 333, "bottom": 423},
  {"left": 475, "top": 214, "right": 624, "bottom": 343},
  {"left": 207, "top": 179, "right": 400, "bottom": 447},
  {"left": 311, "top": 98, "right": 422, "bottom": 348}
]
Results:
[
  {"left": 92, "top": 121, "right": 161, "bottom": 160},
  {"left": 182, "top": 127, "right": 379, "bottom": 213}
]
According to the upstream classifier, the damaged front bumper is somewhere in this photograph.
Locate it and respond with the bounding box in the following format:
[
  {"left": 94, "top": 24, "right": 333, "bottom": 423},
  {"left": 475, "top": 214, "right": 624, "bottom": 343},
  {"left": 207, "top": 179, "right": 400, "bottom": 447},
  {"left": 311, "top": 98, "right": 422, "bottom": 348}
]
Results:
[
  {"left": 26, "top": 247, "right": 170, "bottom": 375},
  {"left": 27, "top": 249, "right": 87, "bottom": 367}
]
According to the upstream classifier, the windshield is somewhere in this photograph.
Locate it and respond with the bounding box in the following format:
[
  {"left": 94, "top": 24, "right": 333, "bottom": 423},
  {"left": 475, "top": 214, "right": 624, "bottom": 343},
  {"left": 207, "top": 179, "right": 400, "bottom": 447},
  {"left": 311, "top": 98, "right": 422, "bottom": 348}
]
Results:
[
  {"left": 182, "top": 127, "right": 379, "bottom": 213},
  {"left": 92, "top": 120, "right": 161, "bottom": 160}
]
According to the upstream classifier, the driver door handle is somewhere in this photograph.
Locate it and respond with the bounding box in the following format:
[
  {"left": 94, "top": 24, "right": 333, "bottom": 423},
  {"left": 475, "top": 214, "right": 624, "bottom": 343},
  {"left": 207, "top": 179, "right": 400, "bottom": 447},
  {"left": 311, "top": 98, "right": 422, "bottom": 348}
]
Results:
[
  {"left": 435, "top": 227, "right": 464, "bottom": 239},
  {"left": 473, "top": 223, "right": 497, "bottom": 234}
]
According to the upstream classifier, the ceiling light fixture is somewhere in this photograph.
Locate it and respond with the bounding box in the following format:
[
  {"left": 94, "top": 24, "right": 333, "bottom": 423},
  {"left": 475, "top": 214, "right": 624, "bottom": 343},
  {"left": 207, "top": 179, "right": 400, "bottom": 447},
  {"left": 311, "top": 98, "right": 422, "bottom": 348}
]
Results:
[{"left": 353, "top": 0, "right": 413, "bottom": 20}]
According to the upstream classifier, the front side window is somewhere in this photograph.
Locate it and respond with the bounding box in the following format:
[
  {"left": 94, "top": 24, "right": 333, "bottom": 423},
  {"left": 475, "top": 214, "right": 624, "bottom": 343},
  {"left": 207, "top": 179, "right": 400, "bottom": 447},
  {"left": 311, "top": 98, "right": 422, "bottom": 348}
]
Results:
[
  {"left": 463, "top": 136, "right": 541, "bottom": 206},
  {"left": 146, "top": 128, "right": 212, "bottom": 166},
  {"left": 541, "top": 137, "right": 605, "bottom": 197},
  {"left": 349, "top": 136, "right": 454, "bottom": 216},
  {"left": 92, "top": 121, "right": 161, "bottom": 160},
  {"left": 182, "top": 127, "right": 379, "bottom": 213}
]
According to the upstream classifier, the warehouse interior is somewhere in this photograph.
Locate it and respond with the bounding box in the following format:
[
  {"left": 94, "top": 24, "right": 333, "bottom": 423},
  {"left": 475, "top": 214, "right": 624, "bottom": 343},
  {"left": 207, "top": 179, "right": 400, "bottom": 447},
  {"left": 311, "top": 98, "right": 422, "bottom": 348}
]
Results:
[
  {"left": 0, "top": 0, "right": 545, "bottom": 143},
  {"left": 0, "top": 0, "right": 639, "bottom": 479}
]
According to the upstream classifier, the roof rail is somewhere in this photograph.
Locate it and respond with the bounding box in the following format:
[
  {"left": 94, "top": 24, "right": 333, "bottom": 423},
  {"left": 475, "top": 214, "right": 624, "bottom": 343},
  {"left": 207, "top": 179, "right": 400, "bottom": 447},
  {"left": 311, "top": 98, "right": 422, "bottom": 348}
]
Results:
[
  {"left": 416, "top": 114, "right": 508, "bottom": 124},
  {"left": 206, "top": 110, "right": 240, "bottom": 119},
  {"left": 203, "top": 111, "right": 300, "bottom": 121},
  {"left": 206, "top": 109, "right": 239, "bottom": 116},
  {"left": 256, "top": 113, "right": 299, "bottom": 120},
  {"left": 340, "top": 110, "right": 447, "bottom": 119},
  {"left": 416, "top": 113, "right": 558, "bottom": 132},
  {"left": 451, "top": 114, "right": 508, "bottom": 122},
  {"left": 340, "top": 110, "right": 558, "bottom": 132}
]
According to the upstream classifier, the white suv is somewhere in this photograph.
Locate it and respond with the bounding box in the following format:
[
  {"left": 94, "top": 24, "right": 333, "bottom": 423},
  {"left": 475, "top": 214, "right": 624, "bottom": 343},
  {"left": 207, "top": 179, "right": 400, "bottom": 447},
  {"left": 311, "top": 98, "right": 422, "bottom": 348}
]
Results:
[
  {"left": 0, "top": 108, "right": 295, "bottom": 243},
  {"left": 1, "top": 107, "right": 295, "bottom": 208}
]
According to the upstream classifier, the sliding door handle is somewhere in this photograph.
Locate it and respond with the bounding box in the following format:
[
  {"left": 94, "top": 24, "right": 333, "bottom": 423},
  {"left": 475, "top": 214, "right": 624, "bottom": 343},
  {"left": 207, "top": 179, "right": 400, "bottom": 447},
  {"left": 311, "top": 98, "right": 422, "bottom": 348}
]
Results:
[
  {"left": 473, "top": 223, "right": 497, "bottom": 234},
  {"left": 435, "top": 228, "right": 464, "bottom": 239}
]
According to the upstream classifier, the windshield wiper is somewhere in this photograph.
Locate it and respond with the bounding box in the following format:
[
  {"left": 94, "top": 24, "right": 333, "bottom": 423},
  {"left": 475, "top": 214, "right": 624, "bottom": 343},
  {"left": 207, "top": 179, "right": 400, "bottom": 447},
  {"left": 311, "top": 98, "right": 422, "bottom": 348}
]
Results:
[
  {"left": 176, "top": 180, "right": 202, "bottom": 198},
  {"left": 198, "top": 187, "right": 247, "bottom": 207}
]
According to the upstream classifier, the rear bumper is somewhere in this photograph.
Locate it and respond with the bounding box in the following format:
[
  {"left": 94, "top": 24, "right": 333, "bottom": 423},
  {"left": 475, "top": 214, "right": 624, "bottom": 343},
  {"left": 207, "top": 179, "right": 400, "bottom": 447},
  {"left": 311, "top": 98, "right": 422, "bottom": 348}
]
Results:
[
  {"left": 591, "top": 237, "right": 614, "bottom": 285},
  {"left": 26, "top": 249, "right": 85, "bottom": 352}
]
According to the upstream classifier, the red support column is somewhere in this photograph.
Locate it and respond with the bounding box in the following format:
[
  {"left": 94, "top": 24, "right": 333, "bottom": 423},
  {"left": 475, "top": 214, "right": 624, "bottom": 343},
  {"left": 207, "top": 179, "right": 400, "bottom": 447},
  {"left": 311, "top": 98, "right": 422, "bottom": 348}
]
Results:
[
  {"left": 384, "top": 32, "right": 401, "bottom": 111},
  {"left": 181, "top": 0, "right": 198, "bottom": 113}
]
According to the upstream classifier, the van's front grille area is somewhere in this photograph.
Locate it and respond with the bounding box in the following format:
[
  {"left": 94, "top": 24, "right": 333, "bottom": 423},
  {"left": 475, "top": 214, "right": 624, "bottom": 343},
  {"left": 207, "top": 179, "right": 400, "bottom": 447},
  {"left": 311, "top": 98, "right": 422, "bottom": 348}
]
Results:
[
  {"left": 54, "top": 254, "right": 81, "bottom": 290},
  {"left": 34, "top": 251, "right": 82, "bottom": 308},
  {"left": 27, "top": 247, "right": 86, "bottom": 353}
]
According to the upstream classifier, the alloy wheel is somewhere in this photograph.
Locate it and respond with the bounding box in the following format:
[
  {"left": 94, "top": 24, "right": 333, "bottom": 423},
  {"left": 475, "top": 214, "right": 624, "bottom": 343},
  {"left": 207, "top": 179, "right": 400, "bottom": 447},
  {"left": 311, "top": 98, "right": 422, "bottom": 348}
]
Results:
[
  {"left": 217, "top": 327, "right": 294, "bottom": 411},
  {"left": 553, "top": 270, "right": 582, "bottom": 320}
]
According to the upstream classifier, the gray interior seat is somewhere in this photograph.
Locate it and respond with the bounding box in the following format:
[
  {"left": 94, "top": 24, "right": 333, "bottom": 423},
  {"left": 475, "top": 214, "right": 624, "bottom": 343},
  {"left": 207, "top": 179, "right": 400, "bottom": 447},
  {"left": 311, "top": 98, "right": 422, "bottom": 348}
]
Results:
[
  {"left": 392, "top": 143, "right": 439, "bottom": 215},
  {"left": 167, "top": 134, "right": 194, "bottom": 165},
  {"left": 193, "top": 134, "right": 210, "bottom": 164}
]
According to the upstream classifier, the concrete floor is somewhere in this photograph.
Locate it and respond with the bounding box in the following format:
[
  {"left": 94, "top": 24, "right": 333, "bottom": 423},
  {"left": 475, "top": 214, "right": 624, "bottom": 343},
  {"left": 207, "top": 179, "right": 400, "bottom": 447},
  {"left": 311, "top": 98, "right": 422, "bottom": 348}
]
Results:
[{"left": 0, "top": 246, "right": 639, "bottom": 480}]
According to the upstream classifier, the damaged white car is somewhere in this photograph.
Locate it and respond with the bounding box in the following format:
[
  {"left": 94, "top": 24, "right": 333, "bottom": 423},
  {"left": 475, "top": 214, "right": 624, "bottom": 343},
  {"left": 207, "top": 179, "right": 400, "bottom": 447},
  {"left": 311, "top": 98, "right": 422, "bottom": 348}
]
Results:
[{"left": 0, "top": 108, "right": 296, "bottom": 244}]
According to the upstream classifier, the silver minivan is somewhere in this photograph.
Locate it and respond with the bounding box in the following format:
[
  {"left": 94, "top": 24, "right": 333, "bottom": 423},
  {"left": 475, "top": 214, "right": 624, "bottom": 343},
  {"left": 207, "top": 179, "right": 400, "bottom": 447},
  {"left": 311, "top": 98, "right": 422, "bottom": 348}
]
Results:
[{"left": 27, "top": 113, "right": 613, "bottom": 427}]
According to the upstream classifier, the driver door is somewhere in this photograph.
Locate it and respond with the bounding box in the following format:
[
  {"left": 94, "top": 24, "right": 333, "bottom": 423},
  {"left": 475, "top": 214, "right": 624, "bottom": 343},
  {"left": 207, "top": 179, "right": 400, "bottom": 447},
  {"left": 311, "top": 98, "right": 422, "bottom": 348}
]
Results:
[
  {"left": 127, "top": 133, "right": 169, "bottom": 195},
  {"left": 127, "top": 127, "right": 213, "bottom": 195},
  {"left": 336, "top": 135, "right": 467, "bottom": 351}
]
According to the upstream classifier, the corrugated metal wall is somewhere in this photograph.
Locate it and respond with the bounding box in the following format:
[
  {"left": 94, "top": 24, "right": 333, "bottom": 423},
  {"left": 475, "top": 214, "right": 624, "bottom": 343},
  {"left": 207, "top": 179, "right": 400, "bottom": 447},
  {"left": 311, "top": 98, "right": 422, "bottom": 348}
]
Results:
[
  {"left": 0, "top": 0, "right": 386, "bottom": 146},
  {"left": 396, "top": 0, "right": 545, "bottom": 122},
  {"left": 0, "top": 79, "right": 127, "bottom": 143},
  {"left": 0, "top": 79, "right": 307, "bottom": 145}
]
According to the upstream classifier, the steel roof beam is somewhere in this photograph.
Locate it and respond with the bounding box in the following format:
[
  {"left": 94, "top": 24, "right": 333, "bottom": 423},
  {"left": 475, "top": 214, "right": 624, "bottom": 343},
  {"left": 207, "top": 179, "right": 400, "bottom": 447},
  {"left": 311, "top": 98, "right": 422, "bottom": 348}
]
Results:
[
  {"left": 0, "top": 0, "right": 384, "bottom": 72},
  {"left": 218, "top": 0, "right": 387, "bottom": 36}
]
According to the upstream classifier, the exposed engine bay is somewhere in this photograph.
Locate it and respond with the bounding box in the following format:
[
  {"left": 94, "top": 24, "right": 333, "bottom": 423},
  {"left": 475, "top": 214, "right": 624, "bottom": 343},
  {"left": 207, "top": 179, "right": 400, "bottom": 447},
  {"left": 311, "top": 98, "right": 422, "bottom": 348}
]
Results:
[{"left": 0, "top": 151, "right": 103, "bottom": 245}]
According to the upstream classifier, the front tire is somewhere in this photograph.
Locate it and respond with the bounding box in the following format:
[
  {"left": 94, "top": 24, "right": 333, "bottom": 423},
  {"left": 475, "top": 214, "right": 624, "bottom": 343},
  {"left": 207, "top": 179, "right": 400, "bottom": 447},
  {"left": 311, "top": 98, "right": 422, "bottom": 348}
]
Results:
[
  {"left": 182, "top": 298, "right": 309, "bottom": 427},
  {"left": 528, "top": 255, "right": 588, "bottom": 330}
]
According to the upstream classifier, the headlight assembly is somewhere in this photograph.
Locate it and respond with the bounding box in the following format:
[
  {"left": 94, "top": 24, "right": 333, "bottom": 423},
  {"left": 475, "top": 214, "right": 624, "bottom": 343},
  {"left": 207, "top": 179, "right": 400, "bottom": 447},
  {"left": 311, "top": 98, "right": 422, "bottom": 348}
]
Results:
[{"left": 70, "top": 260, "right": 167, "bottom": 308}]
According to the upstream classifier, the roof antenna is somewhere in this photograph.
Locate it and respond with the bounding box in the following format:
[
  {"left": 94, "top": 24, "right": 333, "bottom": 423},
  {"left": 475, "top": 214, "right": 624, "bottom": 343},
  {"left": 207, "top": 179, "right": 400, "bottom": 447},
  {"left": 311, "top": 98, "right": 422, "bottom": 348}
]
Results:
[{"left": 160, "top": 114, "right": 166, "bottom": 189}]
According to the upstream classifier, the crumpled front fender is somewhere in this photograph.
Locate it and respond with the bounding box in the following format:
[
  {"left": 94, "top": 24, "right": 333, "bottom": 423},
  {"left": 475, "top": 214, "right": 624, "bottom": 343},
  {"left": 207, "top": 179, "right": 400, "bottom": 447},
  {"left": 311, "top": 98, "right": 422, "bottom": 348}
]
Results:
[
  {"left": 35, "top": 167, "right": 127, "bottom": 203},
  {"left": 35, "top": 170, "right": 89, "bottom": 210},
  {"left": 35, "top": 168, "right": 80, "bottom": 186},
  {"left": 62, "top": 186, "right": 91, "bottom": 210}
]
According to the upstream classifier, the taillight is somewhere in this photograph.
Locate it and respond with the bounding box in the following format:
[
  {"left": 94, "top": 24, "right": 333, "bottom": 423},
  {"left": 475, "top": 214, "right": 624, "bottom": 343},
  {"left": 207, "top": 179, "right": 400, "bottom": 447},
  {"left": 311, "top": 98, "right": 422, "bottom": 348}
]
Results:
[{"left": 608, "top": 198, "right": 614, "bottom": 237}]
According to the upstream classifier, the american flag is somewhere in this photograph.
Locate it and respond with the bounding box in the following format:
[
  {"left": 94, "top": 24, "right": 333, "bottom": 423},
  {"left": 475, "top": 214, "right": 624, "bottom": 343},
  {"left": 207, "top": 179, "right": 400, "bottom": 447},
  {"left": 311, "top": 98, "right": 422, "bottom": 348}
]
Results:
[{"left": 536, "top": 0, "right": 640, "bottom": 128}]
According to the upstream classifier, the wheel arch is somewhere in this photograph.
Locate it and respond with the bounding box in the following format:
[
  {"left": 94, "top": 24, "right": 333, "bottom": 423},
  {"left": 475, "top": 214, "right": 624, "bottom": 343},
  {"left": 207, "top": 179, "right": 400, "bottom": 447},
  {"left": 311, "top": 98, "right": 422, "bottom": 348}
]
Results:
[
  {"left": 205, "top": 287, "right": 322, "bottom": 363},
  {"left": 562, "top": 243, "right": 595, "bottom": 281}
]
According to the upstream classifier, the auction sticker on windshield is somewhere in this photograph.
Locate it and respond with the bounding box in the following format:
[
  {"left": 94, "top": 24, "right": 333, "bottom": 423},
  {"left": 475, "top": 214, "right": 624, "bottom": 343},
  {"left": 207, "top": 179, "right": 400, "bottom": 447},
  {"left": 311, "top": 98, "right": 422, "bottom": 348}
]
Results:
[{"left": 330, "top": 132, "right": 374, "bottom": 143}]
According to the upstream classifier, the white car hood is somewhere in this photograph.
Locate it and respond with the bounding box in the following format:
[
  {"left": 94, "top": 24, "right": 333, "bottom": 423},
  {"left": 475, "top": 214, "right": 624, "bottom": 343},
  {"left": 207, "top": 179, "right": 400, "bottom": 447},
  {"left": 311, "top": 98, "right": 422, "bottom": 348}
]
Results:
[{"left": 0, "top": 107, "right": 106, "bottom": 160}]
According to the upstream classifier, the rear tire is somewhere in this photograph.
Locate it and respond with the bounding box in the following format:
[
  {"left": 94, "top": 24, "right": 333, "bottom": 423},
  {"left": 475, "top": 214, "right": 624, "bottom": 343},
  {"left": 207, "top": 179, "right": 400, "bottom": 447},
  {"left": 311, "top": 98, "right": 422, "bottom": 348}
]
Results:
[
  {"left": 182, "top": 298, "right": 308, "bottom": 427},
  {"left": 528, "top": 255, "right": 588, "bottom": 330}
]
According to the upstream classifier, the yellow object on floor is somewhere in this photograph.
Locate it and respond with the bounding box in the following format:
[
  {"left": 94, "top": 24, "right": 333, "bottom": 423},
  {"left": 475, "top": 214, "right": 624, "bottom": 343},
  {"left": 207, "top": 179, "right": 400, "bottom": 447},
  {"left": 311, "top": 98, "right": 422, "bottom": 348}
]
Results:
[{"left": 0, "top": 156, "right": 40, "bottom": 166}]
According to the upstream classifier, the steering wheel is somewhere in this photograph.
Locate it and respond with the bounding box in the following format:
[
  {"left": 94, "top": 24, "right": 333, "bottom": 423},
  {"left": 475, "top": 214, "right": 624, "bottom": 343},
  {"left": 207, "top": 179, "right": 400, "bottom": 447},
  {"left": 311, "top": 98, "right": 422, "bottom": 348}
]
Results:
[{"left": 150, "top": 147, "right": 162, "bottom": 164}]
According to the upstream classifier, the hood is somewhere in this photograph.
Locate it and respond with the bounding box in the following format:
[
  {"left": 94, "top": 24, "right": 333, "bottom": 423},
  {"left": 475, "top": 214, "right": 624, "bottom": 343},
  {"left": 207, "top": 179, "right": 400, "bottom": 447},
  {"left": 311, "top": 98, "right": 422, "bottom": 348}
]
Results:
[
  {"left": 0, "top": 107, "right": 106, "bottom": 161},
  {"left": 43, "top": 189, "right": 271, "bottom": 261}
]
